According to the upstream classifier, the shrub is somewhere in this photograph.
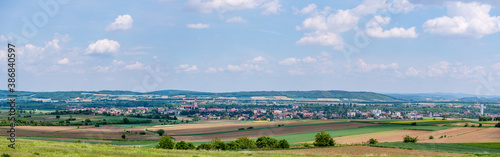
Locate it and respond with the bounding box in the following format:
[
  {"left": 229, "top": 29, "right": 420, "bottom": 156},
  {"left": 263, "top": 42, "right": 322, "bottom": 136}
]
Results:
[
  {"left": 75, "top": 140, "right": 82, "bottom": 143},
  {"left": 140, "top": 131, "right": 146, "bottom": 135},
  {"left": 368, "top": 138, "right": 378, "bottom": 144},
  {"left": 303, "top": 142, "right": 311, "bottom": 148},
  {"left": 495, "top": 122, "right": 500, "bottom": 128},
  {"left": 156, "top": 136, "right": 175, "bottom": 149},
  {"left": 256, "top": 136, "right": 279, "bottom": 148},
  {"left": 479, "top": 123, "right": 483, "bottom": 127},
  {"left": 247, "top": 126, "right": 254, "bottom": 129},
  {"left": 279, "top": 139, "right": 290, "bottom": 149},
  {"left": 1, "top": 154, "right": 10, "bottom": 157},
  {"left": 313, "top": 131, "right": 335, "bottom": 147},
  {"left": 235, "top": 136, "right": 257, "bottom": 149},
  {"left": 403, "top": 135, "right": 418, "bottom": 143},
  {"left": 95, "top": 124, "right": 100, "bottom": 127},
  {"left": 211, "top": 138, "right": 228, "bottom": 150},
  {"left": 471, "top": 124, "right": 476, "bottom": 127},
  {"left": 121, "top": 134, "right": 126, "bottom": 139},
  {"left": 411, "top": 122, "right": 417, "bottom": 126},
  {"left": 429, "top": 135, "right": 434, "bottom": 139},
  {"left": 157, "top": 129, "right": 165, "bottom": 136},
  {"left": 238, "top": 128, "right": 245, "bottom": 130},
  {"left": 464, "top": 123, "right": 469, "bottom": 127},
  {"left": 227, "top": 141, "right": 239, "bottom": 150},
  {"left": 187, "top": 142, "right": 196, "bottom": 150},
  {"left": 197, "top": 143, "right": 212, "bottom": 150},
  {"left": 175, "top": 141, "right": 190, "bottom": 150}
]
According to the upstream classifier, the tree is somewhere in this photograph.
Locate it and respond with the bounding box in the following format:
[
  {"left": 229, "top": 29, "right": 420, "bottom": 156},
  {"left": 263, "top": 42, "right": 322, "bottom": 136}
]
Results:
[
  {"left": 121, "top": 134, "right": 126, "bottom": 139},
  {"left": 56, "top": 115, "right": 60, "bottom": 119},
  {"left": 157, "top": 129, "right": 165, "bottom": 136},
  {"left": 211, "top": 138, "right": 227, "bottom": 150},
  {"left": 175, "top": 141, "right": 190, "bottom": 150},
  {"left": 403, "top": 135, "right": 418, "bottom": 143},
  {"left": 442, "top": 115, "right": 447, "bottom": 120},
  {"left": 313, "top": 131, "right": 335, "bottom": 147},
  {"left": 187, "top": 142, "right": 196, "bottom": 150},
  {"left": 256, "top": 136, "right": 279, "bottom": 148},
  {"left": 278, "top": 139, "right": 290, "bottom": 149},
  {"left": 123, "top": 118, "right": 130, "bottom": 124},
  {"left": 156, "top": 136, "right": 175, "bottom": 149},
  {"left": 235, "top": 136, "right": 257, "bottom": 149},
  {"left": 227, "top": 141, "right": 239, "bottom": 150},
  {"left": 197, "top": 143, "right": 212, "bottom": 150},
  {"left": 368, "top": 138, "right": 378, "bottom": 144},
  {"left": 85, "top": 119, "right": 91, "bottom": 123},
  {"left": 496, "top": 122, "right": 500, "bottom": 128}
]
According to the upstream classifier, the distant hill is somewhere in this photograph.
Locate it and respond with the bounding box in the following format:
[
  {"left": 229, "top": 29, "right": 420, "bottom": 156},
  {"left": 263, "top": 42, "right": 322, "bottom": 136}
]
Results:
[
  {"left": 386, "top": 93, "right": 500, "bottom": 102},
  {"left": 161, "top": 90, "right": 396, "bottom": 101}
]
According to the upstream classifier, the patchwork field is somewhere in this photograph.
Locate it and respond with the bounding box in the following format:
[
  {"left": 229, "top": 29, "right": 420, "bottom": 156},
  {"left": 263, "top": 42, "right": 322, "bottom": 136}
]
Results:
[{"left": 259, "top": 146, "right": 464, "bottom": 156}]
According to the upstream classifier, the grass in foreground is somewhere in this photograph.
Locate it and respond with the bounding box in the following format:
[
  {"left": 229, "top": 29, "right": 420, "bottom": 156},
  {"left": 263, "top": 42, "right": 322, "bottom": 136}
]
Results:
[
  {"left": 0, "top": 137, "right": 301, "bottom": 157},
  {"left": 373, "top": 142, "right": 500, "bottom": 154}
]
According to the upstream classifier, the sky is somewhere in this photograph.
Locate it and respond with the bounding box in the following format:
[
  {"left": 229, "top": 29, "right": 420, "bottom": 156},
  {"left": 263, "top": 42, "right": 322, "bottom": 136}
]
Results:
[{"left": 1, "top": 0, "right": 500, "bottom": 95}]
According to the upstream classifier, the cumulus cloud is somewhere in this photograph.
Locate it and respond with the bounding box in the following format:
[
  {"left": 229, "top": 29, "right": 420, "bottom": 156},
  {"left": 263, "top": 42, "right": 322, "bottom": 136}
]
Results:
[
  {"left": 357, "top": 59, "right": 398, "bottom": 72},
  {"left": 186, "top": 23, "right": 210, "bottom": 29},
  {"left": 405, "top": 67, "right": 423, "bottom": 76},
  {"left": 176, "top": 64, "right": 198, "bottom": 72},
  {"left": 424, "top": 61, "right": 485, "bottom": 78},
  {"left": 365, "top": 16, "right": 418, "bottom": 38},
  {"left": 184, "top": 0, "right": 282, "bottom": 15},
  {"left": 106, "top": 14, "right": 133, "bottom": 31},
  {"left": 260, "top": 0, "right": 282, "bottom": 15},
  {"left": 252, "top": 56, "right": 265, "bottom": 62},
  {"left": 93, "top": 65, "right": 111, "bottom": 73},
  {"left": 225, "top": 16, "right": 247, "bottom": 23},
  {"left": 86, "top": 39, "right": 120, "bottom": 54},
  {"left": 423, "top": 2, "right": 500, "bottom": 38},
  {"left": 57, "top": 58, "right": 70, "bottom": 65},
  {"left": 125, "top": 62, "right": 144, "bottom": 70},
  {"left": 226, "top": 64, "right": 262, "bottom": 72},
  {"left": 302, "top": 56, "right": 317, "bottom": 63},
  {"left": 279, "top": 57, "right": 300, "bottom": 65},
  {"left": 205, "top": 67, "right": 218, "bottom": 73},
  {"left": 0, "top": 35, "right": 12, "bottom": 42},
  {"left": 296, "top": 0, "right": 417, "bottom": 50}
]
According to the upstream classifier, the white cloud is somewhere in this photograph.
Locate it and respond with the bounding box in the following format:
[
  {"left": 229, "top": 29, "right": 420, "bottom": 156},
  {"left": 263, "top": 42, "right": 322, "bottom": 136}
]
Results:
[
  {"left": 297, "top": 4, "right": 317, "bottom": 15},
  {"left": 387, "top": 0, "right": 415, "bottom": 14},
  {"left": 186, "top": 23, "right": 210, "bottom": 29},
  {"left": 225, "top": 16, "right": 247, "bottom": 23},
  {"left": 405, "top": 67, "right": 423, "bottom": 76},
  {"left": 176, "top": 64, "right": 198, "bottom": 72},
  {"left": 86, "top": 39, "right": 120, "bottom": 54},
  {"left": 357, "top": 59, "right": 398, "bottom": 72},
  {"left": 260, "top": 0, "right": 281, "bottom": 15},
  {"left": 205, "top": 67, "right": 218, "bottom": 73},
  {"left": 296, "top": 0, "right": 417, "bottom": 50},
  {"left": 93, "top": 66, "right": 111, "bottom": 73},
  {"left": 296, "top": 31, "right": 344, "bottom": 50},
  {"left": 226, "top": 64, "right": 262, "bottom": 72},
  {"left": 57, "top": 58, "right": 70, "bottom": 65},
  {"left": 427, "top": 61, "right": 450, "bottom": 76},
  {"left": 125, "top": 62, "right": 144, "bottom": 70},
  {"left": 252, "top": 56, "right": 265, "bottom": 62},
  {"left": 185, "top": 65, "right": 198, "bottom": 72},
  {"left": 106, "top": 14, "right": 133, "bottom": 31},
  {"left": 365, "top": 16, "right": 418, "bottom": 38},
  {"left": 184, "top": 0, "right": 282, "bottom": 15},
  {"left": 423, "top": 2, "right": 500, "bottom": 38},
  {"left": 0, "top": 35, "right": 12, "bottom": 42},
  {"left": 279, "top": 57, "right": 300, "bottom": 65},
  {"left": 113, "top": 60, "right": 124, "bottom": 65},
  {"left": 302, "top": 56, "right": 317, "bottom": 63},
  {"left": 426, "top": 61, "right": 485, "bottom": 78}
]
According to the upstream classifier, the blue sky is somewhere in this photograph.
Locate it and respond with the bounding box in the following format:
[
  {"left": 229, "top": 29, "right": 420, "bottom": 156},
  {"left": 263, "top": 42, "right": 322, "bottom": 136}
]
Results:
[{"left": 1, "top": 0, "right": 500, "bottom": 95}]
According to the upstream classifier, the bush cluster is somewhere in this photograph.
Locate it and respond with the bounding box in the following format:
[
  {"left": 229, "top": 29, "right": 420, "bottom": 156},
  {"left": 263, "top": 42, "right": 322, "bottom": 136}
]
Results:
[
  {"left": 156, "top": 135, "right": 289, "bottom": 151},
  {"left": 313, "top": 131, "right": 335, "bottom": 147},
  {"left": 403, "top": 135, "right": 418, "bottom": 143}
]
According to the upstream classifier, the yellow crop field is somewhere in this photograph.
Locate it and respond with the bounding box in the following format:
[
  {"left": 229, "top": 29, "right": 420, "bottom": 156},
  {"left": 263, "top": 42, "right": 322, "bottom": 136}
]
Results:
[
  {"left": 253, "top": 120, "right": 270, "bottom": 123},
  {"left": 390, "top": 120, "right": 447, "bottom": 123}
]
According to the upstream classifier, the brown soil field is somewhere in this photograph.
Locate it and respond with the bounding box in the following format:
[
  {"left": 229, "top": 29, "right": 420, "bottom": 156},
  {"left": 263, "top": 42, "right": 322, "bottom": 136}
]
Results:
[
  {"left": 300, "top": 127, "right": 479, "bottom": 144},
  {"left": 172, "top": 122, "right": 373, "bottom": 142},
  {"left": 426, "top": 128, "right": 500, "bottom": 143},
  {"left": 438, "top": 122, "right": 495, "bottom": 127},
  {"left": 257, "top": 146, "right": 463, "bottom": 156},
  {"left": 0, "top": 126, "right": 159, "bottom": 139},
  {"left": 302, "top": 127, "right": 499, "bottom": 144},
  {"left": 149, "top": 120, "right": 344, "bottom": 135}
]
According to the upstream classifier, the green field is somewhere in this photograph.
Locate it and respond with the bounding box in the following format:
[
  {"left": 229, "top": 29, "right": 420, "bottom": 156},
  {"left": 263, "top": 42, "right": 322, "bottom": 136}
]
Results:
[
  {"left": 271, "top": 124, "right": 452, "bottom": 144},
  {"left": 374, "top": 142, "right": 500, "bottom": 154}
]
